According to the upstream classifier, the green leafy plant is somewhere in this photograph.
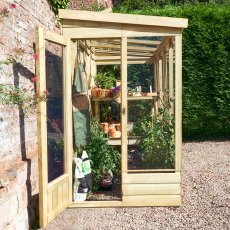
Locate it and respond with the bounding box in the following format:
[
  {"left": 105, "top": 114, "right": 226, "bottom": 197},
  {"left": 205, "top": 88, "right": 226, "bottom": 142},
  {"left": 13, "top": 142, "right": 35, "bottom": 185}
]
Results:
[
  {"left": 47, "top": 139, "right": 64, "bottom": 182},
  {"left": 0, "top": 46, "right": 27, "bottom": 68},
  {"left": 49, "top": 0, "right": 70, "bottom": 15},
  {"left": 132, "top": 98, "right": 175, "bottom": 169},
  {"left": 0, "top": 84, "right": 48, "bottom": 113},
  {"left": 85, "top": 118, "right": 120, "bottom": 191},
  {"left": 95, "top": 72, "right": 116, "bottom": 89}
]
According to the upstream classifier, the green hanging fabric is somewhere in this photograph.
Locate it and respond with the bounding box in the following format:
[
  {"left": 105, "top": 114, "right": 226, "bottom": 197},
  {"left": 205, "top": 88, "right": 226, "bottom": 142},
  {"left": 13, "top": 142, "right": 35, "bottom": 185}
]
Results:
[
  {"left": 72, "top": 60, "right": 90, "bottom": 148},
  {"left": 72, "top": 63, "right": 86, "bottom": 94}
]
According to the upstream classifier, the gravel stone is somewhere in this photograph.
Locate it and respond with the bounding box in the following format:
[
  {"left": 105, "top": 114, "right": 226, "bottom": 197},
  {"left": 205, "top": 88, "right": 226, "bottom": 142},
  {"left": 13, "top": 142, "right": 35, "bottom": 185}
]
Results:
[{"left": 41, "top": 141, "right": 230, "bottom": 230}]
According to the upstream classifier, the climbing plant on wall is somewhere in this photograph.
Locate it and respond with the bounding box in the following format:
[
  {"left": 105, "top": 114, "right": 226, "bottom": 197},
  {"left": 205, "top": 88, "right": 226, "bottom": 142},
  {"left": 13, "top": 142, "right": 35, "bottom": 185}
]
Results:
[{"left": 49, "top": 0, "right": 70, "bottom": 15}]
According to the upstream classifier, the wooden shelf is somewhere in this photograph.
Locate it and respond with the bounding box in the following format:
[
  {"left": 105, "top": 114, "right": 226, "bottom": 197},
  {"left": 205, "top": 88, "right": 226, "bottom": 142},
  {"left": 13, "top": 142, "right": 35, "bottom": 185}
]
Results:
[
  {"left": 108, "top": 136, "right": 141, "bottom": 146},
  {"left": 92, "top": 94, "right": 157, "bottom": 102},
  {"left": 92, "top": 97, "right": 114, "bottom": 101},
  {"left": 128, "top": 95, "right": 157, "bottom": 100}
]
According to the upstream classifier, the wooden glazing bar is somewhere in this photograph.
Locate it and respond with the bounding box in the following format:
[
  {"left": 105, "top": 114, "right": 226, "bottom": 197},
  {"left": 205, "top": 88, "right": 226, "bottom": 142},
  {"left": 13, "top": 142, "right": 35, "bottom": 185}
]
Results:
[
  {"left": 175, "top": 35, "right": 182, "bottom": 172},
  {"left": 121, "top": 37, "right": 128, "bottom": 175}
]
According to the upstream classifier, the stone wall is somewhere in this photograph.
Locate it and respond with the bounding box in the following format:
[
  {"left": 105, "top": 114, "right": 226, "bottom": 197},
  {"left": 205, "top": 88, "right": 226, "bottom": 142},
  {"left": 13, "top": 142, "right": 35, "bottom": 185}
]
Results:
[{"left": 0, "top": 0, "right": 60, "bottom": 229}]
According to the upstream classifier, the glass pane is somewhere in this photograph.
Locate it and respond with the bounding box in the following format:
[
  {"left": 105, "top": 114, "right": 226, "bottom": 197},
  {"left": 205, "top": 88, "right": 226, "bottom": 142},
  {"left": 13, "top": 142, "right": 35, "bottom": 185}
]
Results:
[
  {"left": 88, "top": 54, "right": 122, "bottom": 200},
  {"left": 127, "top": 62, "right": 175, "bottom": 170},
  {"left": 127, "top": 64, "right": 153, "bottom": 95},
  {"left": 45, "top": 41, "right": 64, "bottom": 182}
]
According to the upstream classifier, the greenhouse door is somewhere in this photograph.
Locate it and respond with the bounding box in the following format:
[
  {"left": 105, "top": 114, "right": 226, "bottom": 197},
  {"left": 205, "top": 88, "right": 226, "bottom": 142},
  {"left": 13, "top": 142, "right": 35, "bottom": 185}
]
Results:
[
  {"left": 120, "top": 36, "right": 182, "bottom": 206},
  {"left": 36, "top": 27, "right": 72, "bottom": 227}
]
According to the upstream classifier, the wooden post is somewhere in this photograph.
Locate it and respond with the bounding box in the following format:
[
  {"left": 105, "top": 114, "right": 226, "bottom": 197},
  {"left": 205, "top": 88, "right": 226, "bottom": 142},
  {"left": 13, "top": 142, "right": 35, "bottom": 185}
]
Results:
[
  {"left": 153, "top": 61, "right": 158, "bottom": 115},
  {"left": 169, "top": 39, "right": 174, "bottom": 115},
  {"left": 163, "top": 47, "right": 168, "bottom": 101},
  {"left": 36, "top": 27, "right": 48, "bottom": 227},
  {"left": 121, "top": 37, "right": 128, "bottom": 175},
  {"left": 158, "top": 54, "right": 163, "bottom": 108},
  {"left": 175, "top": 35, "right": 182, "bottom": 172},
  {"left": 64, "top": 38, "right": 73, "bottom": 205},
  {"left": 94, "top": 63, "right": 100, "bottom": 120},
  {"left": 162, "top": 49, "right": 166, "bottom": 94}
]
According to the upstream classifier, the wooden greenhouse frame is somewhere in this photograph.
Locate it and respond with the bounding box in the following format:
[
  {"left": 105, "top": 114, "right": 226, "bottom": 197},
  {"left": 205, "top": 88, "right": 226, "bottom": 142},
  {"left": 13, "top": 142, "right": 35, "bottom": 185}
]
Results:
[{"left": 35, "top": 10, "right": 188, "bottom": 227}]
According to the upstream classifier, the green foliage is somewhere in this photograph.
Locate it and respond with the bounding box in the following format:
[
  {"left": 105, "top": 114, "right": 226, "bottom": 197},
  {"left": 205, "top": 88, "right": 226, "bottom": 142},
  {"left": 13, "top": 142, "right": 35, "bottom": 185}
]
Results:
[
  {"left": 132, "top": 99, "right": 175, "bottom": 169},
  {"left": 97, "top": 65, "right": 121, "bottom": 79},
  {"left": 49, "top": 0, "right": 70, "bottom": 15},
  {"left": 127, "top": 64, "right": 153, "bottom": 92},
  {"left": 131, "top": 97, "right": 175, "bottom": 169},
  {"left": 47, "top": 139, "right": 64, "bottom": 162},
  {"left": 95, "top": 72, "right": 116, "bottom": 89},
  {"left": 85, "top": 118, "right": 120, "bottom": 191},
  {"left": 114, "top": 4, "right": 230, "bottom": 138},
  {"left": 128, "top": 100, "right": 152, "bottom": 125},
  {"left": 47, "top": 139, "right": 64, "bottom": 181},
  {"left": 0, "top": 84, "right": 47, "bottom": 113},
  {"left": 118, "top": 0, "right": 230, "bottom": 11}
]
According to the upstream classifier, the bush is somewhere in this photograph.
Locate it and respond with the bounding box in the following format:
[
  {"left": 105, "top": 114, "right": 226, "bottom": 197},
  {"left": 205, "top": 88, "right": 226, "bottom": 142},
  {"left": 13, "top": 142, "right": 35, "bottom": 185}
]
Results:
[{"left": 114, "top": 4, "right": 230, "bottom": 138}]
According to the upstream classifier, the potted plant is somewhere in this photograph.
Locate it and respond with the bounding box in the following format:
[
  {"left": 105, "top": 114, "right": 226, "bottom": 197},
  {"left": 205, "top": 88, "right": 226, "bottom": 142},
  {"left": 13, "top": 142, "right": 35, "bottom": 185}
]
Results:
[
  {"left": 85, "top": 118, "right": 120, "bottom": 191},
  {"left": 95, "top": 73, "right": 116, "bottom": 97}
]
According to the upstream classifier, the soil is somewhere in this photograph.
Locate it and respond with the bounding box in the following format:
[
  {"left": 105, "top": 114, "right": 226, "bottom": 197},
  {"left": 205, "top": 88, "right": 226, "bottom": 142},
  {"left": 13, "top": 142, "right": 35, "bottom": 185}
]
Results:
[{"left": 87, "top": 175, "right": 122, "bottom": 201}]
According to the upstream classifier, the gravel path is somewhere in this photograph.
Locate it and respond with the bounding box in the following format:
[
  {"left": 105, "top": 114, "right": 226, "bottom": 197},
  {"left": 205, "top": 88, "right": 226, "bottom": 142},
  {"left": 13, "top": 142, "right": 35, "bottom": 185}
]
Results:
[{"left": 42, "top": 141, "right": 230, "bottom": 230}]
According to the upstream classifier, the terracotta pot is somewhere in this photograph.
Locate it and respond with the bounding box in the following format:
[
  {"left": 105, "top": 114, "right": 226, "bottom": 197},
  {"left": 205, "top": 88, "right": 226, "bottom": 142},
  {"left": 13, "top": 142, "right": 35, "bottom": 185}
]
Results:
[
  {"left": 92, "top": 88, "right": 99, "bottom": 97},
  {"left": 100, "top": 122, "right": 109, "bottom": 132},
  {"left": 105, "top": 89, "right": 111, "bottom": 97},
  {"left": 99, "top": 89, "right": 106, "bottom": 97},
  {"left": 96, "top": 88, "right": 100, "bottom": 97},
  {"left": 108, "top": 127, "right": 116, "bottom": 138},
  {"left": 104, "top": 123, "right": 109, "bottom": 132}
]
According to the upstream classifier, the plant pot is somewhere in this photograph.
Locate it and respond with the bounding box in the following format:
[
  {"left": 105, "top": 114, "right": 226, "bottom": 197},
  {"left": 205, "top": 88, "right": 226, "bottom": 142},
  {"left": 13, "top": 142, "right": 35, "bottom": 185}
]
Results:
[
  {"left": 105, "top": 89, "right": 111, "bottom": 97},
  {"left": 100, "top": 122, "right": 109, "bottom": 132},
  {"left": 92, "top": 87, "right": 100, "bottom": 98},
  {"left": 99, "top": 89, "right": 106, "bottom": 97},
  {"left": 108, "top": 127, "right": 116, "bottom": 138}
]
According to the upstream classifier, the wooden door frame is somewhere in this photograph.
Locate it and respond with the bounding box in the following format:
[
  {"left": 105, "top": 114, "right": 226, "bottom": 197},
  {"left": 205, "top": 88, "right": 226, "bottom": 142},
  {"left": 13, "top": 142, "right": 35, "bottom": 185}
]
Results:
[{"left": 36, "top": 27, "right": 73, "bottom": 227}]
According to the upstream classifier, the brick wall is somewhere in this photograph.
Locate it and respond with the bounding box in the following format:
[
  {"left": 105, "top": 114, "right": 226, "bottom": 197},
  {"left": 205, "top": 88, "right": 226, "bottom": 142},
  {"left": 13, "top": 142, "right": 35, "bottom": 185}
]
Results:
[
  {"left": 70, "top": 0, "right": 115, "bottom": 10},
  {"left": 0, "top": 0, "right": 60, "bottom": 229}
]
